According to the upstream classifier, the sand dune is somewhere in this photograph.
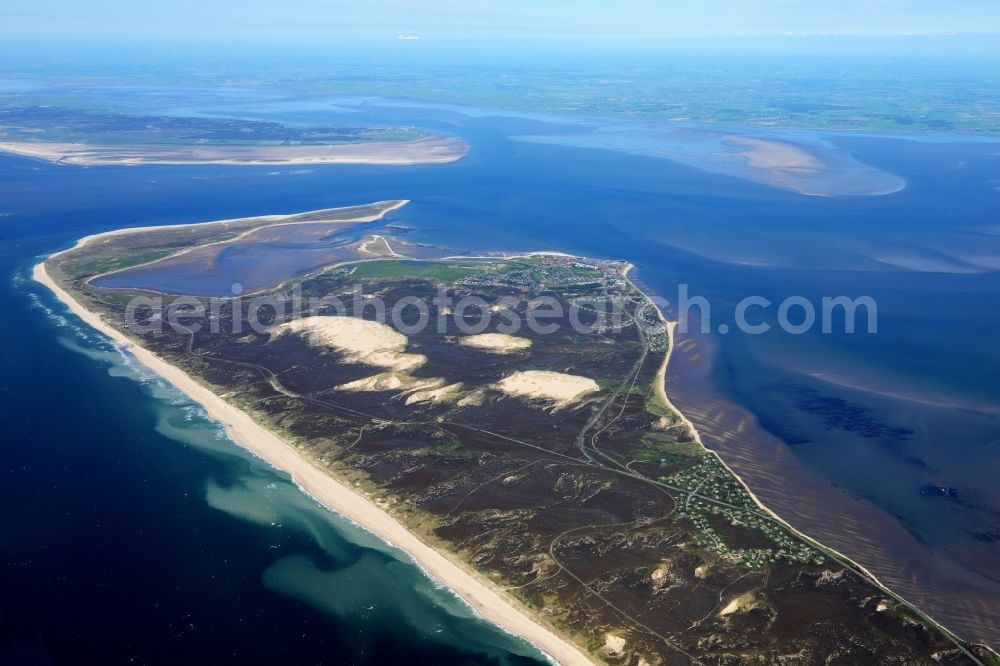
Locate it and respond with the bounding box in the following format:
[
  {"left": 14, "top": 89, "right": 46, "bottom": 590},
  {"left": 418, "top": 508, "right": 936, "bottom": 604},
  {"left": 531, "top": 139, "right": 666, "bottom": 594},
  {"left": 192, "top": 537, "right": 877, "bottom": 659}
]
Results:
[
  {"left": 459, "top": 333, "right": 532, "bottom": 353},
  {"left": 274, "top": 316, "right": 425, "bottom": 372},
  {"left": 495, "top": 370, "right": 599, "bottom": 407},
  {"left": 719, "top": 592, "right": 757, "bottom": 617},
  {"left": 337, "top": 372, "right": 407, "bottom": 392},
  {"left": 336, "top": 372, "right": 461, "bottom": 405},
  {"left": 404, "top": 382, "right": 463, "bottom": 405}
]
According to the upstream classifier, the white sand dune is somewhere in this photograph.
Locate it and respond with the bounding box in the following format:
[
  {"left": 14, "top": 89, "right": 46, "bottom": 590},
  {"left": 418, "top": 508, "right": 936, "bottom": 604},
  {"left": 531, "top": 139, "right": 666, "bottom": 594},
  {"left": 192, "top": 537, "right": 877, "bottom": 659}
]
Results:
[
  {"left": 337, "top": 371, "right": 461, "bottom": 405},
  {"left": 337, "top": 372, "right": 407, "bottom": 392},
  {"left": 459, "top": 333, "right": 532, "bottom": 354},
  {"left": 719, "top": 592, "right": 756, "bottom": 617},
  {"left": 274, "top": 316, "right": 425, "bottom": 372},
  {"left": 404, "top": 382, "right": 463, "bottom": 405},
  {"left": 495, "top": 370, "right": 599, "bottom": 407}
]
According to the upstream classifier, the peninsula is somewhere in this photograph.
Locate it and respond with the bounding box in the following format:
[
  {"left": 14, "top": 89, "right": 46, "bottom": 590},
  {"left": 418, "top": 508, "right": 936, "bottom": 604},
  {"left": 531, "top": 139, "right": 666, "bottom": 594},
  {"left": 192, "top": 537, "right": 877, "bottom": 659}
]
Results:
[{"left": 36, "top": 201, "right": 993, "bottom": 665}]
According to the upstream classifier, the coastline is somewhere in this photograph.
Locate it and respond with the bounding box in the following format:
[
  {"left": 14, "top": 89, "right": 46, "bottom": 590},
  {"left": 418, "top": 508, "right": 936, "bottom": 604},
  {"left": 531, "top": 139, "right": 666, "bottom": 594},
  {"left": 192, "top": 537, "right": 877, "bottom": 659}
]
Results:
[
  {"left": 657, "top": 321, "right": 703, "bottom": 445},
  {"left": 32, "top": 253, "right": 594, "bottom": 666},
  {"left": 626, "top": 266, "right": 987, "bottom": 663},
  {"left": 623, "top": 262, "right": 705, "bottom": 445}
]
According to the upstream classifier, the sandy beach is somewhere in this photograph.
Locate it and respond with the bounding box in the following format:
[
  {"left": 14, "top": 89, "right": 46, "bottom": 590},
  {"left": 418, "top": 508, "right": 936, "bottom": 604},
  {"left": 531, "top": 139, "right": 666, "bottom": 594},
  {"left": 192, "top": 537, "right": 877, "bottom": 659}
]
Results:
[
  {"left": 0, "top": 135, "right": 467, "bottom": 166},
  {"left": 657, "top": 321, "right": 705, "bottom": 445},
  {"left": 33, "top": 254, "right": 594, "bottom": 666}
]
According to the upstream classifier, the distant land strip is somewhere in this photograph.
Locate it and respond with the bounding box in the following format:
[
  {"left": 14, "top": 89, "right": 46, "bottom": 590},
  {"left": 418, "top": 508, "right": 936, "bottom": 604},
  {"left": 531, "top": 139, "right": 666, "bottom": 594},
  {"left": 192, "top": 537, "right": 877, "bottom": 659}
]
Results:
[{"left": 0, "top": 135, "right": 467, "bottom": 166}]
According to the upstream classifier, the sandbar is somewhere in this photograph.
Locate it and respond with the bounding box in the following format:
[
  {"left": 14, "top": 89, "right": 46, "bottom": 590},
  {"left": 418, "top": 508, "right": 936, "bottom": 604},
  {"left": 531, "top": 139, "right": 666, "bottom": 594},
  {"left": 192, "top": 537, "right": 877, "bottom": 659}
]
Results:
[{"left": 723, "top": 135, "right": 823, "bottom": 172}]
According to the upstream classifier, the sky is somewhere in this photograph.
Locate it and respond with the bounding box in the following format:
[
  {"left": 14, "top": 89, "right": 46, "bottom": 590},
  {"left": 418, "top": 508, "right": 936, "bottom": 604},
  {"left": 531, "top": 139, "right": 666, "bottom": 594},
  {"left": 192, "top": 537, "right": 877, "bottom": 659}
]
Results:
[{"left": 3, "top": 0, "right": 1000, "bottom": 41}]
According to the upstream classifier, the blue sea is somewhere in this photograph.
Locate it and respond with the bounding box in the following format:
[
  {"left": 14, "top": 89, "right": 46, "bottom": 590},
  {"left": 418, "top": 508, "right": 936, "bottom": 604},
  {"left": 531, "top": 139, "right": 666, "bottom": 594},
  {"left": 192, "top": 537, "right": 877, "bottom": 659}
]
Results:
[{"left": 2, "top": 92, "right": 999, "bottom": 657}]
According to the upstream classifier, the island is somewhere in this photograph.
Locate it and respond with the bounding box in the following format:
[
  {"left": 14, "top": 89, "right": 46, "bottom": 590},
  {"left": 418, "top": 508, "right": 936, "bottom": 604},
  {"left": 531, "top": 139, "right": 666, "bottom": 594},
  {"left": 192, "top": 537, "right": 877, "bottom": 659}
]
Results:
[
  {"left": 0, "top": 106, "right": 467, "bottom": 165},
  {"left": 35, "top": 201, "right": 992, "bottom": 665}
]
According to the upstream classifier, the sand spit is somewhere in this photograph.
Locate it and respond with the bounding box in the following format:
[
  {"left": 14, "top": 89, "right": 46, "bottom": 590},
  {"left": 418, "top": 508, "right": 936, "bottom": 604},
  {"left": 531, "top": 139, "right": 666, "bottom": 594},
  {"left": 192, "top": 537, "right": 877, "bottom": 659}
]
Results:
[
  {"left": 33, "top": 261, "right": 594, "bottom": 666},
  {"left": 274, "top": 316, "right": 425, "bottom": 372},
  {"left": 495, "top": 370, "right": 599, "bottom": 408},
  {"left": 458, "top": 333, "right": 532, "bottom": 354},
  {"left": 74, "top": 201, "right": 409, "bottom": 281},
  {"left": 358, "top": 234, "right": 404, "bottom": 257},
  {"left": 0, "top": 135, "right": 468, "bottom": 166}
]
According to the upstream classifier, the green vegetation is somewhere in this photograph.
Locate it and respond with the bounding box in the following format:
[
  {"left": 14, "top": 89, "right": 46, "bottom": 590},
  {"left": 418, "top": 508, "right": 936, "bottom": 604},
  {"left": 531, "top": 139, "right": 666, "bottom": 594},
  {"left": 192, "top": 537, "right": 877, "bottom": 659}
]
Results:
[
  {"left": 362, "top": 236, "right": 396, "bottom": 257},
  {"left": 639, "top": 433, "right": 702, "bottom": 457},
  {"left": 0, "top": 105, "right": 424, "bottom": 146},
  {"left": 644, "top": 385, "right": 673, "bottom": 418},
  {"left": 347, "top": 260, "right": 484, "bottom": 282},
  {"left": 304, "top": 55, "right": 1000, "bottom": 134},
  {"left": 634, "top": 445, "right": 674, "bottom": 466},
  {"left": 65, "top": 248, "right": 179, "bottom": 279}
]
